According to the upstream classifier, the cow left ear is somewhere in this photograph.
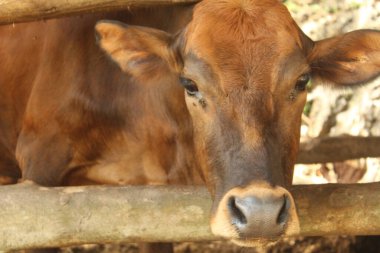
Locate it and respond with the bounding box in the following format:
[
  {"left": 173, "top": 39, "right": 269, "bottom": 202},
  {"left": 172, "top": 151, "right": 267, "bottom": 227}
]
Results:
[
  {"left": 308, "top": 30, "right": 380, "bottom": 87},
  {"left": 95, "top": 20, "right": 178, "bottom": 76}
]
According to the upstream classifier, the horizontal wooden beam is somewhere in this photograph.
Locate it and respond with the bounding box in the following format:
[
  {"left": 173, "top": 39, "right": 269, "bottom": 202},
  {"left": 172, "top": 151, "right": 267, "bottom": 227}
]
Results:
[
  {"left": 0, "top": 0, "right": 197, "bottom": 25},
  {"left": 297, "top": 136, "right": 380, "bottom": 164},
  {"left": 1, "top": 182, "right": 380, "bottom": 250}
]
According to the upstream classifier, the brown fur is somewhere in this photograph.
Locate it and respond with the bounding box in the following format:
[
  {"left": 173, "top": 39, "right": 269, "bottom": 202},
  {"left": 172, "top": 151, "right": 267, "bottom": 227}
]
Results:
[
  {"left": 0, "top": 6, "right": 197, "bottom": 187},
  {"left": 1, "top": 0, "right": 380, "bottom": 249},
  {"left": 95, "top": 0, "right": 379, "bottom": 246}
]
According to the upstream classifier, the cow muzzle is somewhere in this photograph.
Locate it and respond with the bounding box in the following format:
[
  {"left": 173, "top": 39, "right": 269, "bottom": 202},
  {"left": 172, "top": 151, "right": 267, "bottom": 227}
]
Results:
[{"left": 210, "top": 182, "right": 299, "bottom": 246}]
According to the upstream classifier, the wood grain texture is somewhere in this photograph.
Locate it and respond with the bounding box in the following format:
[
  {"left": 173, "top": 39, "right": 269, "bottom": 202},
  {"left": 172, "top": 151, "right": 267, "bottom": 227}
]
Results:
[
  {"left": 1, "top": 182, "right": 380, "bottom": 250},
  {"left": 0, "top": 0, "right": 198, "bottom": 24}
]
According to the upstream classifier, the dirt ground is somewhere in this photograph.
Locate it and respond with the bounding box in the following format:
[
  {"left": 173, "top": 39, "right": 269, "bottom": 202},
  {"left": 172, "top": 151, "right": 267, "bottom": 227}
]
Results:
[{"left": 61, "top": 236, "right": 380, "bottom": 253}]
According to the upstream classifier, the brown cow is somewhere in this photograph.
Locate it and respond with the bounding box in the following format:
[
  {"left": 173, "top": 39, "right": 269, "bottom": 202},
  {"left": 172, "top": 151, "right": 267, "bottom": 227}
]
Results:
[{"left": 1, "top": 0, "right": 380, "bottom": 252}]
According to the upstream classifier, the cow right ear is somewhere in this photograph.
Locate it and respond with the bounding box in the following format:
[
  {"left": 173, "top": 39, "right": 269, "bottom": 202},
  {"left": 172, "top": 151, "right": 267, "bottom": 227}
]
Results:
[
  {"left": 95, "top": 21, "right": 178, "bottom": 76},
  {"left": 308, "top": 30, "right": 380, "bottom": 87}
]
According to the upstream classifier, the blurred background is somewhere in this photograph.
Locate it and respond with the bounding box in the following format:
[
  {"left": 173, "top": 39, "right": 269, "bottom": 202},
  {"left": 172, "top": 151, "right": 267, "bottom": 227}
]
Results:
[
  {"left": 61, "top": 1, "right": 380, "bottom": 252},
  {"left": 288, "top": 0, "right": 380, "bottom": 186}
]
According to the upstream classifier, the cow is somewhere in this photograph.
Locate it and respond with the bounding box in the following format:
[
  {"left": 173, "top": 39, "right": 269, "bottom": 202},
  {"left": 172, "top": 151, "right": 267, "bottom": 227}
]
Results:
[{"left": 0, "top": 0, "right": 380, "bottom": 252}]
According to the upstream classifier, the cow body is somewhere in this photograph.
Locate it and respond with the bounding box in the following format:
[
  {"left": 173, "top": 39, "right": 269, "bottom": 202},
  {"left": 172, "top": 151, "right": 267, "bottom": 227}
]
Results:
[
  {"left": 0, "top": 6, "right": 199, "bottom": 187},
  {"left": 1, "top": 0, "right": 380, "bottom": 251}
]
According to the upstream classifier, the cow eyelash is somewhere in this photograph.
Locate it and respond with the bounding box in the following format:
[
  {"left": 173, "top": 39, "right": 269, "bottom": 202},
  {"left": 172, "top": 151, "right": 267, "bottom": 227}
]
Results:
[
  {"left": 180, "top": 77, "right": 199, "bottom": 96},
  {"left": 295, "top": 73, "right": 311, "bottom": 92}
]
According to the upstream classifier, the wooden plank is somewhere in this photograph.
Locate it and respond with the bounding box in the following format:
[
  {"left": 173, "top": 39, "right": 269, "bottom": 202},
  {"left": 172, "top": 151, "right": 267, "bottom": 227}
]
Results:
[
  {"left": 297, "top": 136, "right": 380, "bottom": 164},
  {"left": 1, "top": 182, "right": 380, "bottom": 250},
  {"left": 0, "top": 0, "right": 198, "bottom": 25}
]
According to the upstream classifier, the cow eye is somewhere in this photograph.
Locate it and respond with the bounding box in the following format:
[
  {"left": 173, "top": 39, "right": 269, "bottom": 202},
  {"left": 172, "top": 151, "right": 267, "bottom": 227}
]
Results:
[
  {"left": 295, "top": 73, "right": 310, "bottom": 92},
  {"left": 180, "top": 77, "right": 199, "bottom": 96}
]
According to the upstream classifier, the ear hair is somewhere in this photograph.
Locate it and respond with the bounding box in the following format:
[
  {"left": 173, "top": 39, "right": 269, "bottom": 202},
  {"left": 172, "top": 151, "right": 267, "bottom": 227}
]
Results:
[
  {"left": 95, "top": 20, "right": 180, "bottom": 77},
  {"left": 308, "top": 29, "right": 380, "bottom": 87}
]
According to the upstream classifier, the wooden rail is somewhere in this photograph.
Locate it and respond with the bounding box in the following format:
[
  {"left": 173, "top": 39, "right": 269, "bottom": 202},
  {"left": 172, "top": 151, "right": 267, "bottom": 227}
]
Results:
[
  {"left": 0, "top": 0, "right": 197, "bottom": 25},
  {"left": 1, "top": 182, "right": 380, "bottom": 250},
  {"left": 297, "top": 136, "right": 380, "bottom": 164}
]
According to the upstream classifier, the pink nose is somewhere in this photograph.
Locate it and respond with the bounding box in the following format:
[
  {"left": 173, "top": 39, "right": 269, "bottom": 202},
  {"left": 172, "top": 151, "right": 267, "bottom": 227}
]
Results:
[
  {"left": 227, "top": 192, "right": 289, "bottom": 237},
  {"left": 211, "top": 183, "right": 299, "bottom": 240}
]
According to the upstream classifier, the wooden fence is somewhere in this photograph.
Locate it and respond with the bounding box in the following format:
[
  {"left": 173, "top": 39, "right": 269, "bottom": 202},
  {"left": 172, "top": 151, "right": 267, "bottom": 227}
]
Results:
[{"left": 1, "top": 181, "right": 380, "bottom": 250}]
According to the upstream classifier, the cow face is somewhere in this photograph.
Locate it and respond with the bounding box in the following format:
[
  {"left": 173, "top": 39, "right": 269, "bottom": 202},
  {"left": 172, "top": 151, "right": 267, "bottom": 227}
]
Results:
[{"left": 95, "top": 0, "right": 380, "bottom": 245}]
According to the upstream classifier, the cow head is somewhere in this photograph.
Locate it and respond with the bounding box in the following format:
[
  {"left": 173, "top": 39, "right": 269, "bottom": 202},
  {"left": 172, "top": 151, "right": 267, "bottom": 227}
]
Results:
[{"left": 95, "top": 0, "right": 380, "bottom": 246}]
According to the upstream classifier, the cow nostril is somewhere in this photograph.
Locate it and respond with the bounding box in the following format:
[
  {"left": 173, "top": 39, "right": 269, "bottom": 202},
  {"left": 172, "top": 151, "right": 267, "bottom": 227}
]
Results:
[
  {"left": 228, "top": 196, "right": 247, "bottom": 225},
  {"left": 276, "top": 195, "right": 289, "bottom": 225}
]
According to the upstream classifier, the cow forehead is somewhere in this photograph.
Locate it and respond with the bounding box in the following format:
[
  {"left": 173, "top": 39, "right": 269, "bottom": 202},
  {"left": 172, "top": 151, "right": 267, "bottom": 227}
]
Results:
[
  {"left": 188, "top": 0, "right": 299, "bottom": 42},
  {"left": 184, "top": 0, "right": 304, "bottom": 92}
]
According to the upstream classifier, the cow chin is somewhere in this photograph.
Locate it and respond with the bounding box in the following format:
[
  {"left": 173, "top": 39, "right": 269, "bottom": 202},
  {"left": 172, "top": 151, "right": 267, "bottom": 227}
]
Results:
[
  {"left": 229, "top": 215, "right": 300, "bottom": 248},
  {"left": 210, "top": 182, "right": 300, "bottom": 247}
]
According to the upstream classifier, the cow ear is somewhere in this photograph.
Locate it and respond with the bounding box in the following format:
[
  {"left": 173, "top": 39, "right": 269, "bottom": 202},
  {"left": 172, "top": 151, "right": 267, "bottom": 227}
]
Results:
[
  {"left": 308, "top": 30, "right": 380, "bottom": 87},
  {"left": 95, "top": 21, "right": 178, "bottom": 76}
]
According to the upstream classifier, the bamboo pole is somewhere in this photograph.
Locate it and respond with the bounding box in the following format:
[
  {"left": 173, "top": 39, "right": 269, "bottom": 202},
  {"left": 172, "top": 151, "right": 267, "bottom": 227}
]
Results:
[
  {"left": 1, "top": 182, "right": 380, "bottom": 250},
  {"left": 0, "top": 0, "right": 198, "bottom": 25}
]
